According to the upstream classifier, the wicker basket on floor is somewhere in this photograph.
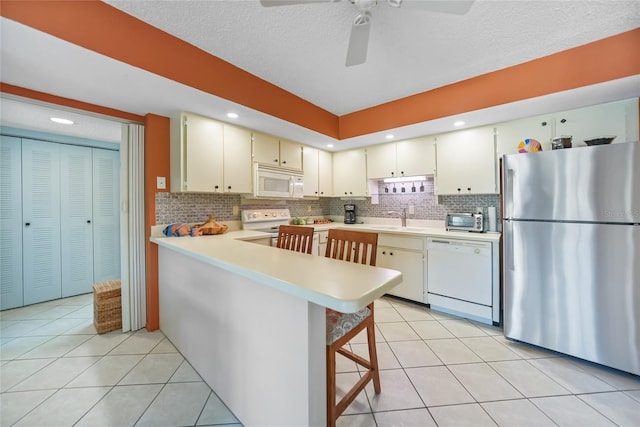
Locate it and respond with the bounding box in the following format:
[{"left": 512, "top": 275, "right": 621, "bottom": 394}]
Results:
[{"left": 93, "top": 279, "right": 122, "bottom": 334}]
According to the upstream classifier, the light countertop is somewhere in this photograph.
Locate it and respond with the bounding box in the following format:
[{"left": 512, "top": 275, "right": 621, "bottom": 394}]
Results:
[{"left": 151, "top": 231, "right": 403, "bottom": 313}]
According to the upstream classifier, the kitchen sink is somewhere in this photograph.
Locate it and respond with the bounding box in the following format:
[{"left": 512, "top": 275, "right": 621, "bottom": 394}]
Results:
[{"left": 366, "top": 225, "right": 425, "bottom": 232}]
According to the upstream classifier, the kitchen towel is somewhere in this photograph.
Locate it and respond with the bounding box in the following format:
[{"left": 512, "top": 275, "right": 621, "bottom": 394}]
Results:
[{"left": 488, "top": 206, "right": 497, "bottom": 232}]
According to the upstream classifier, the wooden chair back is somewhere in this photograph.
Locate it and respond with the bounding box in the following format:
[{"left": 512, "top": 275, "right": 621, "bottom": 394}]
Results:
[
  {"left": 276, "top": 225, "right": 314, "bottom": 254},
  {"left": 324, "top": 229, "right": 378, "bottom": 266}
]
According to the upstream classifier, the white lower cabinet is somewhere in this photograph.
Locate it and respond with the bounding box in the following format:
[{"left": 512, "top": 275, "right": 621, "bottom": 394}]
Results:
[
  {"left": 376, "top": 234, "right": 426, "bottom": 303},
  {"left": 0, "top": 136, "right": 119, "bottom": 310},
  {"left": 317, "top": 230, "right": 329, "bottom": 257}
]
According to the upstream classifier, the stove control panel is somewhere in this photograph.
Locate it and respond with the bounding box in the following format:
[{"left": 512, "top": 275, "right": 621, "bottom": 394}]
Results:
[{"left": 241, "top": 209, "right": 291, "bottom": 224}]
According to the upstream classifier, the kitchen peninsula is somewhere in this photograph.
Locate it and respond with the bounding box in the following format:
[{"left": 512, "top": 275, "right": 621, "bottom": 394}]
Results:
[{"left": 150, "top": 230, "right": 402, "bottom": 427}]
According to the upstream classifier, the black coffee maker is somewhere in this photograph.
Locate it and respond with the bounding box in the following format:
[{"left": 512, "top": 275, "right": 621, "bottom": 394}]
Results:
[{"left": 344, "top": 204, "right": 356, "bottom": 224}]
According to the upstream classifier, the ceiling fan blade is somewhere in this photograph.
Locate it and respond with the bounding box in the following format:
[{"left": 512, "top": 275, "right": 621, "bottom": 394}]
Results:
[
  {"left": 345, "top": 12, "right": 371, "bottom": 67},
  {"left": 260, "top": 0, "right": 333, "bottom": 6},
  {"left": 397, "top": 0, "right": 474, "bottom": 15}
]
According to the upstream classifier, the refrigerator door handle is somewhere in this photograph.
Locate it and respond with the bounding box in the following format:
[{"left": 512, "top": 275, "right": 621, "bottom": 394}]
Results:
[
  {"left": 504, "top": 168, "right": 514, "bottom": 219},
  {"left": 504, "top": 220, "right": 514, "bottom": 271}
]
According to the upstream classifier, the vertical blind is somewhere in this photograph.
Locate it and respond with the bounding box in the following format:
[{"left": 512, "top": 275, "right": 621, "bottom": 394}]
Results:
[{"left": 120, "top": 123, "right": 146, "bottom": 331}]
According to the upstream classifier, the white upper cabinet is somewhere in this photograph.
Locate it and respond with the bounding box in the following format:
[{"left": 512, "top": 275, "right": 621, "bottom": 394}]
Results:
[
  {"left": 252, "top": 133, "right": 303, "bottom": 171},
  {"left": 397, "top": 136, "right": 436, "bottom": 177},
  {"left": 304, "top": 147, "right": 333, "bottom": 197},
  {"left": 366, "top": 136, "right": 435, "bottom": 180},
  {"left": 435, "top": 126, "right": 497, "bottom": 195},
  {"left": 223, "top": 124, "right": 253, "bottom": 194},
  {"left": 496, "top": 115, "right": 553, "bottom": 156},
  {"left": 366, "top": 142, "right": 397, "bottom": 179},
  {"left": 171, "top": 112, "right": 253, "bottom": 193},
  {"left": 554, "top": 99, "right": 637, "bottom": 146},
  {"left": 171, "top": 112, "right": 224, "bottom": 193},
  {"left": 333, "top": 148, "right": 368, "bottom": 197},
  {"left": 303, "top": 146, "right": 319, "bottom": 197},
  {"left": 318, "top": 149, "right": 333, "bottom": 197}
]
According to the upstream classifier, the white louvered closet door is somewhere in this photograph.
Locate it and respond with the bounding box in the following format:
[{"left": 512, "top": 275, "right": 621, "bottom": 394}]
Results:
[
  {"left": 93, "top": 148, "right": 120, "bottom": 283},
  {"left": 0, "top": 136, "right": 24, "bottom": 310},
  {"left": 60, "top": 145, "right": 94, "bottom": 297},
  {"left": 22, "top": 139, "right": 62, "bottom": 305}
]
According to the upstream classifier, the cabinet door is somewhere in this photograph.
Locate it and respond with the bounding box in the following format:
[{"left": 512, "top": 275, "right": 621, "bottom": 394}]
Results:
[
  {"left": 435, "top": 126, "right": 497, "bottom": 195},
  {"left": 60, "top": 145, "right": 94, "bottom": 297},
  {"left": 0, "top": 136, "right": 23, "bottom": 309},
  {"left": 496, "top": 115, "right": 553, "bottom": 156},
  {"left": 93, "top": 148, "right": 120, "bottom": 283},
  {"left": 555, "top": 100, "right": 630, "bottom": 147},
  {"left": 303, "top": 146, "right": 319, "bottom": 196},
  {"left": 223, "top": 124, "right": 253, "bottom": 193},
  {"left": 377, "top": 247, "right": 424, "bottom": 302},
  {"left": 333, "top": 149, "right": 368, "bottom": 197},
  {"left": 184, "top": 113, "right": 224, "bottom": 192},
  {"left": 252, "top": 132, "right": 280, "bottom": 166},
  {"left": 318, "top": 149, "right": 333, "bottom": 197},
  {"left": 22, "top": 139, "right": 62, "bottom": 305},
  {"left": 397, "top": 136, "right": 436, "bottom": 177},
  {"left": 366, "top": 143, "right": 397, "bottom": 179},
  {"left": 279, "top": 139, "right": 303, "bottom": 170}
]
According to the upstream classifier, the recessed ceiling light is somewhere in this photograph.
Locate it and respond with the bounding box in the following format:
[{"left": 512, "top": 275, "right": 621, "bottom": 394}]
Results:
[
  {"left": 385, "top": 134, "right": 395, "bottom": 140},
  {"left": 453, "top": 120, "right": 465, "bottom": 127},
  {"left": 226, "top": 112, "right": 239, "bottom": 119},
  {"left": 50, "top": 117, "right": 74, "bottom": 125},
  {"left": 327, "top": 144, "right": 334, "bottom": 148}
]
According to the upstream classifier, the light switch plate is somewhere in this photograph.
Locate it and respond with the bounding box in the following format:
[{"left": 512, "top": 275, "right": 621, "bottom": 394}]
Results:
[{"left": 157, "top": 176, "right": 166, "bottom": 189}]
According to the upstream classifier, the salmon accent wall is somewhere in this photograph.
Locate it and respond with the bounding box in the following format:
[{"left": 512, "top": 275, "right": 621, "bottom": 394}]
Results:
[
  {"left": 143, "top": 114, "right": 170, "bottom": 332},
  {"left": 0, "top": 0, "right": 338, "bottom": 139},
  {"left": 1, "top": 1, "right": 638, "bottom": 141},
  {"left": 0, "top": 83, "right": 145, "bottom": 123},
  {"left": 338, "top": 29, "right": 640, "bottom": 139}
]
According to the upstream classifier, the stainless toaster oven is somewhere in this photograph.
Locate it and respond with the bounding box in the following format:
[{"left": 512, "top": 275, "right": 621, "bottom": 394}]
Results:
[{"left": 445, "top": 213, "right": 484, "bottom": 232}]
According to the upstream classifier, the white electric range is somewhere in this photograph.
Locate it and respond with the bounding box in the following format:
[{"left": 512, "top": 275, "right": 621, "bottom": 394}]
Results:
[{"left": 241, "top": 209, "right": 319, "bottom": 255}]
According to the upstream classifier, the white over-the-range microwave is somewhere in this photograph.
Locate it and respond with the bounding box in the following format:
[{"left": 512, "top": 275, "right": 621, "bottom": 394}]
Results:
[{"left": 253, "top": 164, "right": 304, "bottom": 199}]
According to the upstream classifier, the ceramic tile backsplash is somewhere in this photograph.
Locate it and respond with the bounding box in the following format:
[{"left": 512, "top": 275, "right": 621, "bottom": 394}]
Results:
[{"left": 155, "top": 177, "right": 500, "bottom": 229}]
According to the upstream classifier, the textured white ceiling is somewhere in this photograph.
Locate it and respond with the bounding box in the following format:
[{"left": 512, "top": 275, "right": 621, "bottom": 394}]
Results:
[
  {"left": 0, "top": 0, "right": 639, "bottom": 149},
  {"left": 105, "top": 0, "right": 640, "bottom": 115}
]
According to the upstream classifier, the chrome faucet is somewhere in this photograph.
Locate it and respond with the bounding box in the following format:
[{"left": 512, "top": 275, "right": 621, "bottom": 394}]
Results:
[{"left": 387, "top": 208, "right": 407, "bottom": 227}]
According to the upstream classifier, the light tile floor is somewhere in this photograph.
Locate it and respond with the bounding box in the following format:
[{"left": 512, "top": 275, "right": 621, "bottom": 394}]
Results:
[{"left": 1, "top": 294, "right": 640, "bottom": 426}]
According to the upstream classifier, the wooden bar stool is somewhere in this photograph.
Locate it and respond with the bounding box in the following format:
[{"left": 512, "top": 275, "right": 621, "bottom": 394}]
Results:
[
  {"left": 324, "top": 229, "right": 380, "bottom": 427},
  {"left": 276, "top": 225, "right": 314, "bottom": 254}
]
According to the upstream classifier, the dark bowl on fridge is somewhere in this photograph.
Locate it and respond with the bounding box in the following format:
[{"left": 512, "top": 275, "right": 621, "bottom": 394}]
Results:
[{"left": 584, "top": 136, "right": 616, "bottom": 146}]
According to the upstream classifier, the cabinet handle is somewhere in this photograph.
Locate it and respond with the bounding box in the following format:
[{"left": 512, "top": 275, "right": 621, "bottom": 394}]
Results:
[
  {"left": 214, "top": 185, "right": 219, "bottom": 191},
  {"left": 274, "top": 159, "right": 278, "bottom": 163},
  {"left": 382, "top": 251, "right": 386, "bottom": 255},
  {"left": 390, "top": 252, "right": 394, "bottom": 256},
  {"left": 227, "top": 186, "right": 232, "bottom": 191},
  {"left": 560, "top": 118, "right": 567, "bottom": 123},
  {"left": 541, "top": 121, "right": 547, "bottom": 126},
  {"left": 282, "top": 160, "right": 287, "bottom": 164},
  {"left": 25, "top": 222, "right": 30, "bottom": 227},
  {"left": 315, "top": 191, "right": 318, "bottom": 195},
  {"left": 320, "top": 192, "right": 324, "bottom": 195},
  {"left": 87, "top": 220, "right": 91, "bottom": 224},
  {"left": 400, "top": 171, "right": 404, "bottom": 176},
  {"left": 467, "top": 187, "right": 471, "bottom": 192},
  {"left": 457, "top": 188, "right": 461, "bottom": 192},
  {"left": 391, "top": 172, "right": 395, "bottom": 177},
  {"left": 344, "top": 192, "right": 348, "bottom": 195}
]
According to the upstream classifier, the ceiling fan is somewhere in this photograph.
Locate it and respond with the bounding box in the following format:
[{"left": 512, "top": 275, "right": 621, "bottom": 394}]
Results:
[{"left": 260, "top": 0, "right": 474, "bottom": 67}]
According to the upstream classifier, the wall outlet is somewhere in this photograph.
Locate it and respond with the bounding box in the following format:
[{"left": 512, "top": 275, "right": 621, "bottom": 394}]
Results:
[
  {"left": 232, "top": 205, "right": 239, "bottom": 216},
  {"left": 307, "top": 205, "right": 312, "bottom": 213},
  {"left": 156, "top": 176, "right": 166, "bottom": 190},
  {"left": 408, "top": 205, "right": 415, "bottom": 215}
]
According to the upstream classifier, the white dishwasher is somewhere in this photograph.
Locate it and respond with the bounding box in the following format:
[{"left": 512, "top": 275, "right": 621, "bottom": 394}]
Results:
[{"left": 427, "top": 238, "right": 493, "bottom": 324}]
